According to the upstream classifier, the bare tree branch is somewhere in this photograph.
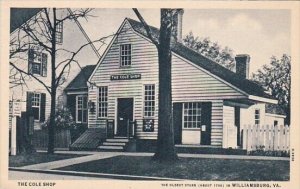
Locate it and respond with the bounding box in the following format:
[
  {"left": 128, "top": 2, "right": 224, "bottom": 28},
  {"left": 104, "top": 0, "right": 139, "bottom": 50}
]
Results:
[
  {"left": 10, "top": 62, "right": 51, "bottom": 93},
  {"left": 132, "top": 8, "right": 159, "bottom": 47}
]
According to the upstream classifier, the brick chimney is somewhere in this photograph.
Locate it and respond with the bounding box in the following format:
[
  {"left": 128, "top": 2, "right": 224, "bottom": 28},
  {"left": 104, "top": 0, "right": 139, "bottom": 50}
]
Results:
[
  {"left": 235, "top": 54, "right": 250, "bottom": 79},
  {"left": 171, "top": 9, "right": 184, "bottom": 44}
]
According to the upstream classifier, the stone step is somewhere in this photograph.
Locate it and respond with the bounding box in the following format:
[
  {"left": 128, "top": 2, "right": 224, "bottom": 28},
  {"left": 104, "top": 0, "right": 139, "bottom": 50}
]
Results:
[
  {"left": 106, "top": 138, "right": 129, "bottom": 143},
  {"left": 98, "top": 145, "right": 124, "bottom": 150},
  {"left": 102, "top": 142, "right": 127, "bottom": 146}
]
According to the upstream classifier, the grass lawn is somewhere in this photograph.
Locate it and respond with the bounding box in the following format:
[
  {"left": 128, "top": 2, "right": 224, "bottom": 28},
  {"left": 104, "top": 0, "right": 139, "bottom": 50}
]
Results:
[
  {"left": 9, "top": 152, "right": 87, "bottom": 167},
  {"left": 57, "top": 156, "right": 289, "bottom": 181}
]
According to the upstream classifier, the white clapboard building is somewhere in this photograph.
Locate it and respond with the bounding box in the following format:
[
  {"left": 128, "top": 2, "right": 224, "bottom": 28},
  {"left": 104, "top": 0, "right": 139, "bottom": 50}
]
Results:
[{"left": 67, "top": 12, "right": 285, "bottom": 152}]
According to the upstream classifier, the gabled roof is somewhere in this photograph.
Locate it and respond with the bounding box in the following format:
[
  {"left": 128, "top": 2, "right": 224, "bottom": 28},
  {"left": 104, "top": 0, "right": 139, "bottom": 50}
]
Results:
[
  {"left": 10, "top": 8, "right": 42, "bottom": 33},
  {"left": 126, "top": 18, "right": 276, "bottom": 101},
  {"left": 65, "top": 65, "right": 96, "bottom": 91}
]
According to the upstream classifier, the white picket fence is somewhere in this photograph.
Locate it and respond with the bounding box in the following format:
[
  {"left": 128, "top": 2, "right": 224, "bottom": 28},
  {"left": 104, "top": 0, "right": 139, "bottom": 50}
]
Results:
[{"left": 241, "top": 124, "right": 290, "bottom": 152}]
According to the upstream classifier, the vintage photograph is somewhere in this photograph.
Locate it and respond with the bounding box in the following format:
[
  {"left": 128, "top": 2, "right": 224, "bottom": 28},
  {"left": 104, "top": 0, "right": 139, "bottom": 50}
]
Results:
[{"left": 5, "top": 4, "right": 295, "bottom": 186}]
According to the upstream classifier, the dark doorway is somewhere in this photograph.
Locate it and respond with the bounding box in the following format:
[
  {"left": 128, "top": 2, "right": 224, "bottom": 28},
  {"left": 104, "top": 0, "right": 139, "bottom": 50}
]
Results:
[
  {"left": 173, "top": 103, "right": 182, "bottom": 144},
  {"left": 235, "top": 107, "right": 241, "bottom": 146},
  {"left": 200, "top": 102, "right": 212, "bottom": 145},
  {"left": 117, "top": 98, "right": 133, "bottom": 137}
]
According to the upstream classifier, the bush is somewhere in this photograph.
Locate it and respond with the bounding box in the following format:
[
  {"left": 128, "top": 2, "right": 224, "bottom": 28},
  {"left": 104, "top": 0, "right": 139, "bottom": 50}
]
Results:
[
  {"left": 249, "top": 145, "right": 290, "bottom": 157},
  {"left": 42, "top": 108, "right": 76, "bottom": 130}
]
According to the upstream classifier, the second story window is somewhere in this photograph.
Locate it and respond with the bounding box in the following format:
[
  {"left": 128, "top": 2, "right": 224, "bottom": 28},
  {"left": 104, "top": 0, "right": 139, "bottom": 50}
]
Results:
[
  {"left": 120, "top": 44, "right": 131, "bottom": 67},
  {"left": 56, "top": 20, "right": 63, "bottom": 44},
  {"left": 28, "top": 48, "right": 47, "bottom": 77}
]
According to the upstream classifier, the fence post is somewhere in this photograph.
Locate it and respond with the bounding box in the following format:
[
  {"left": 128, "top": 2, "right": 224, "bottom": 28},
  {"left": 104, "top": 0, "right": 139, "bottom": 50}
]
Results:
[
  {"left": 265, "top": 125, "right": 270, "bottom": 151},
  {"left": 279, "top": 125, "right": 283, "bottom": 151},
  {"left": 274, "top": 124, "right": 279, "bottom": 151},
  {"left": 286, "top": 125, "right": 290, "bottom": 152},
  {"left": 261, "top": 124, "right": 265, "bottom": 149},
  {"left": 247, "top": 124, "right": 252, "bottom": 152},
  {"left": 11, "top": 117, "right": 17, "bottom": 155}
]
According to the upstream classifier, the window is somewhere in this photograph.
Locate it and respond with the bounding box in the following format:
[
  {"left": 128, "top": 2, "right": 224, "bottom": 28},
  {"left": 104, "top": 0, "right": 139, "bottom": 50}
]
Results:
[
  {"left": 31, "top": 93, "right": 41, "bottom": 121},
  {"left": 56, "top": 20, "right": 63, "bottom": 44},
  {"left": 255, "top": 109, "right": 260, "bottom": 125},
  {"left": 98, "top": 87, "right": 108, "bottom": 118},
  {"left": 120, "top": 44, "right": 131, "bottom": 67},
  {"left": 144, "top": 84, "right": 155, "bottom": 117},
  {"left": 183, "top": 102, "right": 202, "bottom": 129},
  {"left": 27, "top": 92, "right": 46, "bottom": 122},
  {"left": 28, "top": 48, "right": 47, "bottom": 77},
  {"left": 76, "top": 95, "right": 88, "bottom": 123}
]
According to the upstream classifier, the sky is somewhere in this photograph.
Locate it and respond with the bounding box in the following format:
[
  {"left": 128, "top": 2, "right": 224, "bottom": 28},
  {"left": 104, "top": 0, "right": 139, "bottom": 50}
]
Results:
[{"left": 78, "top": 8, "right": 291, "bottom": 75}]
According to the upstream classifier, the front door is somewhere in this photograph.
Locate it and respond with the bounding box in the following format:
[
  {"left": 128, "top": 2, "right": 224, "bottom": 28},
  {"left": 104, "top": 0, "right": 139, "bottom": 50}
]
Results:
[
  {"left": 200, "top": 102, "right": 212, "bottom": 145},
  {"left": 117, "top": 98, "right": 133, "bottom": 137}
]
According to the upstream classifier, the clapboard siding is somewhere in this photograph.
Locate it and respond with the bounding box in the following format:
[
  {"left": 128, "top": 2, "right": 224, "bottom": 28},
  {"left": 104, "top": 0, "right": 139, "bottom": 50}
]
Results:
[
  {"left": 210, "top": 100, "right": 224, "bottom": 145},
  {"left": 89, "top": 21, "right": 159, "bottom": 139},
  {"left": 172, "top": 54, "right": 246, "bottom": 102},
  {"left": 88, "top": 19, "right": 246, "bottom": 143}
]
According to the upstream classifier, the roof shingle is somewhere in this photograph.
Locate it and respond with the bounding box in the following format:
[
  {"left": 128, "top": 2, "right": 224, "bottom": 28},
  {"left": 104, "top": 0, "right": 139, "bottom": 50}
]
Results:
[
  {"left": 65, "top": 65, "right": 96, "bottom": 91},
  {"left": 126, "top": 18, "right": 275, "bottom": 100}
]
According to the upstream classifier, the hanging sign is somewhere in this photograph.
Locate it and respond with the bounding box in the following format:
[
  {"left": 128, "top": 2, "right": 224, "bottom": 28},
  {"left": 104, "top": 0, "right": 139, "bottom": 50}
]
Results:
[{"left": 110, "top": 74, "right": 141, "bottom": 81}]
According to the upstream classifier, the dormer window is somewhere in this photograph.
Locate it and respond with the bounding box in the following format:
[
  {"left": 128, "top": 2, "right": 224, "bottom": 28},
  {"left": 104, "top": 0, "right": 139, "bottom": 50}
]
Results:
[{"left": 120, "top": 44, "right": 131, "bottom": 67}]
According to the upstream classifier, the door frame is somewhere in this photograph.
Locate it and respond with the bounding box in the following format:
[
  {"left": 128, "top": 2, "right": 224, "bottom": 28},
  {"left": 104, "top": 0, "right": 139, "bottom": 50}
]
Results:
[{"left": 115, "top": 97, "right": 135, "bottom": 136}]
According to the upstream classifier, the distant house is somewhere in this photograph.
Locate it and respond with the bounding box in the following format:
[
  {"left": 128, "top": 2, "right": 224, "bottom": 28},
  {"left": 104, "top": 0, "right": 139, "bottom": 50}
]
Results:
[
  {"left": 68, "top": 11, "right": 285, "bottom": 152},
  {"left": 9, "top": 9, "right": 99, "bottom": 130},
  {"left": 64, "top": 65, "right": 96, "bottom": 126}
]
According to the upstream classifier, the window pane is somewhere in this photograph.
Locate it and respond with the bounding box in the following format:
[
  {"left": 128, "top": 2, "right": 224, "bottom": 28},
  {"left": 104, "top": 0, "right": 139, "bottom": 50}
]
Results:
[
  {"left": 98, "top": 87, "right": 108, "bottom": 118},
  {"left": 183, "top": 102, "right": 201, "bottom": 129},
  {"left": 144, "top": 84, "right": 155, "bottom": 117},
  {"left": 120, "top": 44, "right": 131, "bottom": 67}
]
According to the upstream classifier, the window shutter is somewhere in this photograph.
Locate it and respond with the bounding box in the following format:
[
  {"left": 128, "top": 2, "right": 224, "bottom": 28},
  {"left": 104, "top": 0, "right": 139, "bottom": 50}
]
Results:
[
  {"left": 40, "top": 93, "right": 46, "bottom": 122},
  {"left": 26, "top": 92, "right": 33, "bottom": 113},
  {"left": 28, "top": 49, "right": 34, "bottom": 74},
  {"left": 41, "top": 53, "right": 47, "bottom": 77}
]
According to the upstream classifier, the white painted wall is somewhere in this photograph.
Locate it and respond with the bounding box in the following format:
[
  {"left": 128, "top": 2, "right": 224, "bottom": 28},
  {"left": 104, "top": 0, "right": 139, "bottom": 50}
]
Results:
[
  {"left": 182, "top": 129, "right": 201, "bottom": 144},
  {"left": 265, "top": 113, "right": 285, "bottom": 126},
  {"left": 240, "top": 103, "right": 266, "bottom": 127}
]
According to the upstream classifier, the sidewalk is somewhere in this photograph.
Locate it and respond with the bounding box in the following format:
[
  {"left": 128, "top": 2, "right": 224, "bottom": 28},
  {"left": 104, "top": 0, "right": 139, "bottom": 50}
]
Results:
[
  {"left": 14, "top": 150, "right": 289, "bottom": 170},
  {"left": 9, "top": 150, "right": 289, "bottom": 180}
]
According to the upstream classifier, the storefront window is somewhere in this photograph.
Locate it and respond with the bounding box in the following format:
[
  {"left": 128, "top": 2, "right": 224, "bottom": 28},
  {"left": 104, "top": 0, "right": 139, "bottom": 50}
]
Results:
[{"left": 183, "top": 102, "right": 201, "bottom": 129}]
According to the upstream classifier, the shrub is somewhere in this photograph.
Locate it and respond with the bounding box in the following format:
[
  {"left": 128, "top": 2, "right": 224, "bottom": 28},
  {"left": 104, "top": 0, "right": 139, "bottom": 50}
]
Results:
[
  {"left": 42, "top": 108, "right": 76, "bottom": 130},
  {"left": 249, "top": 145, "right": 290, "bottom": 157}
]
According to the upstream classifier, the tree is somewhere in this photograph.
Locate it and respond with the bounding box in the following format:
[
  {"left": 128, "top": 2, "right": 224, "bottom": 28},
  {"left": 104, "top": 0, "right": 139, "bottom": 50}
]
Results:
[
  {"left": 133, "top": 9, "right": 179, "bottom": 162},
  {"left": 9, "top": 8, "right": 102, "bottom": 154},
  {"left": 183, "top": 32, "right": 235, "bottom": 71},
  {"left": 252, "top": 54, "right": 291, "bottom": 125}
]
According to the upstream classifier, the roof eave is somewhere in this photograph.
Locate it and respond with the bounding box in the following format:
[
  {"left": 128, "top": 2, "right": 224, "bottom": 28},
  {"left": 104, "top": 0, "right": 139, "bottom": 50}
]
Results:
[{"left": 248, "top": 95, "right": 278, "bottom": 104}]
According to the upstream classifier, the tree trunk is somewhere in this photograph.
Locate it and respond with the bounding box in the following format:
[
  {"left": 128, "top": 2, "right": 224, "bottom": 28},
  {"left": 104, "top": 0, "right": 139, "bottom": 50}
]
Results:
[
  {"left": 47, "top": 91, "right": 56, "bottom": 154},
  {"left": 153, "top": 9, "right": 178, "bottom": 162},
  {"left": 47, "top": 8, "right": 57, "bottom": 154}
]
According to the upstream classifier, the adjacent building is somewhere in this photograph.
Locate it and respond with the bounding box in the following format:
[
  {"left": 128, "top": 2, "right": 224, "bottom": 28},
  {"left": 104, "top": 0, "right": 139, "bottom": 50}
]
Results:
[{"left": 9, "top": 9, "right": 99, "bottom": 130}]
